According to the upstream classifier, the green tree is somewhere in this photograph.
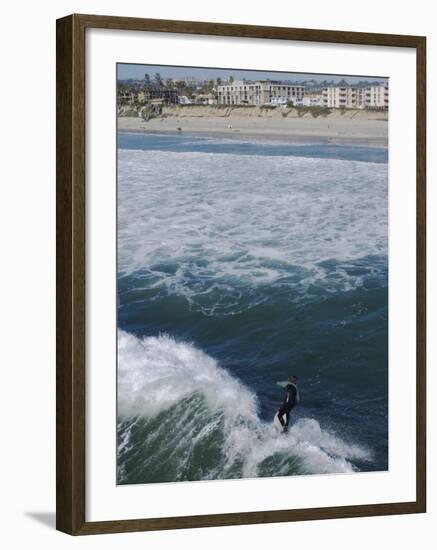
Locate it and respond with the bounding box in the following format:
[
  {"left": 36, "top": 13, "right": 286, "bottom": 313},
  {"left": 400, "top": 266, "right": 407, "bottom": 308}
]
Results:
[
  {"left": 144, "top": 73, "right": 152, "bottom": 90},
  {"left": 154, "top": 72, "right": 163, "bottom": 87},
  {"left": 229, "top": 75, "right": 234, "bottom": 84}
]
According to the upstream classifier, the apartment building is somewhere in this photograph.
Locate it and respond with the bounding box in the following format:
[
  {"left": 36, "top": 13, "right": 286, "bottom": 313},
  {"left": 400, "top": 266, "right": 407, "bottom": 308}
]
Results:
[
  {"left": 364, "top": 84, "right": 389, "bottom": 109},
  {"left": 322, "top": 86, "right": 362, "bottom": 108},
  {"left": 217, "top": 80, "right": 305, "bottom": 106},
  {"left": 323, "top": 84, "right": 389, "bottom": 110},
  {"left": 118, "top": 87, "right": 179, "bottom": 105}
]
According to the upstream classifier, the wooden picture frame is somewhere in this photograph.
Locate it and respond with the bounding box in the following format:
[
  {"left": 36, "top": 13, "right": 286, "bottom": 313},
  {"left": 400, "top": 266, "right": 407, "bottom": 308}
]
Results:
[{"left": 56, "top": 13, "right": 426, "bottom": 535}]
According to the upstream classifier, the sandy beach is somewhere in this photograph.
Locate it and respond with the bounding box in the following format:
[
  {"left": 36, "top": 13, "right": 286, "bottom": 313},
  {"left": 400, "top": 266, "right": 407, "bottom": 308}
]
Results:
[{"left": 118, "top": 106, "right": 388, "bottom": 146}]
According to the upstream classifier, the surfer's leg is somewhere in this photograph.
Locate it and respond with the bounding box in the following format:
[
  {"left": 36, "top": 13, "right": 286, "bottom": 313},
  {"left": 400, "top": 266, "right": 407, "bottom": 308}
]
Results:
[
  {"left": 277, "top": 406, "right": 286, "bottom": 427},
  {"left": 283, "top": 412, "right": 289, "bottom": 432},
  {"left": 282, "top": 406, "right": 294, "bottom": 432}
]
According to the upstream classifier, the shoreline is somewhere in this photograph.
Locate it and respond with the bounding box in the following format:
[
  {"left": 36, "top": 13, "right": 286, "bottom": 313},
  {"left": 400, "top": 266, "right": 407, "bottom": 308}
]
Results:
[
  {"left": 118, "top": 127, "right": 388, "bottom": 148},
  {"left": 117, "top": 112, "right": 388, "bottom": 147}
]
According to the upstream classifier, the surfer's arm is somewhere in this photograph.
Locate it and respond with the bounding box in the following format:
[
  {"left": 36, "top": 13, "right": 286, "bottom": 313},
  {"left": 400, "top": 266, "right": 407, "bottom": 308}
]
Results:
[{"left": 276, "top": 381, "right": 288, "bottom": 388}]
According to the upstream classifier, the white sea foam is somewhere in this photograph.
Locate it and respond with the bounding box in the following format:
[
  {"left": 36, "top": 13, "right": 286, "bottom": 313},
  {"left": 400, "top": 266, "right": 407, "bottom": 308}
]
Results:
[
  {"left": 118, "top": 329, "right": 256, "bottom": 420},
  {"left": 118, "top": 330, "right": 371, "bottom": 480},
  {"left": 118, "top": 149, "right": 387, "bottom": 312}
]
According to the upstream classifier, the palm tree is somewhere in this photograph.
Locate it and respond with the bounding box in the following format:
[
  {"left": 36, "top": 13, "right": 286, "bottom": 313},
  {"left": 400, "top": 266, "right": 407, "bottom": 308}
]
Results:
[
  {"left": 229, "top": 75, "right": 234, "bottom": 84},
  {"left": 144, "top": 73, "right": 152, "bottom": 90},
  {"left": 216, "top": 77, "right": 222, "bottom": 87},
  {"left": 154, "top": 72, "right": 163, "bottom": 87}
]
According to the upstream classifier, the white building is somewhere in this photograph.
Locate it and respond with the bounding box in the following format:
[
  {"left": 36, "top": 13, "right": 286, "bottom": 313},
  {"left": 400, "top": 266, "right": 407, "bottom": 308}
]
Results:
[
  {"left": 322, "top": 84, "right": 388, "bottom": 110},
  {"left": 193, "top": 93, "right": 217, "bottom": 105},
  {"left": 364, "top": 84, "right": 389, "bottom": 109},
  {"left": 322, "top": 86, "right": 362, "bottom": 108},
  {"left": 295, "top": 94, "right": 324, "bottom": 107},
  {"left": 268, "top": 96, "right": 289, "bottom": 106},
  {"left": 217, "top": 80, "right": 305, "bottom": 106}
]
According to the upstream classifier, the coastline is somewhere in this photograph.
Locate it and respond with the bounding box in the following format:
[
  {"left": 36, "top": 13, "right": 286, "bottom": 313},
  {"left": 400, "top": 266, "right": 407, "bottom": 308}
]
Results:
[{"left": 118, "top": 109, "right": 388, "bottom": 147}]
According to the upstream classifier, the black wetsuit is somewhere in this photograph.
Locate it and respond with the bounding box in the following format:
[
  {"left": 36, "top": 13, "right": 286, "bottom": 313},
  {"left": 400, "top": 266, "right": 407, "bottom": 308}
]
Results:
[{"left": 277, "top": 384, "right": 298, "bottom": 430}]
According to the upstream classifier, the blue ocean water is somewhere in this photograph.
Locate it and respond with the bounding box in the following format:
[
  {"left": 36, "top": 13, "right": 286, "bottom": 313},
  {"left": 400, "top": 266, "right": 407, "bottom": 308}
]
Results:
[
  {"left": 118, "top": 131, "right": 388, "bottom": 163},
  {"left": 116, "top": 132, "right": 388, "bottom": 484}
]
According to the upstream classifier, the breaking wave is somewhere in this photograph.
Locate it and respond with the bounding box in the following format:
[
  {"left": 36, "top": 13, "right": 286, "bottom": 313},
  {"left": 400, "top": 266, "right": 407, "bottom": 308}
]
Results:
[{"left": 117, "top": 330, "right": 371, "bottom": 484}]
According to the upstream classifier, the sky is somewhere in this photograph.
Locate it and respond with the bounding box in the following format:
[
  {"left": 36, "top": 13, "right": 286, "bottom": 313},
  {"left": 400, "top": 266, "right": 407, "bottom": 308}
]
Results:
[{"left": 117, "top": 63, "right": 388, "bottom": 84}]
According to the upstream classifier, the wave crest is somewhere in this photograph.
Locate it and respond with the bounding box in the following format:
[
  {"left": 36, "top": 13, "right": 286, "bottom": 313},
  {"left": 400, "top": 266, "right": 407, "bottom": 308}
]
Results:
[{"left": 117, "top": 330, "right": 371, "bottom": 483}]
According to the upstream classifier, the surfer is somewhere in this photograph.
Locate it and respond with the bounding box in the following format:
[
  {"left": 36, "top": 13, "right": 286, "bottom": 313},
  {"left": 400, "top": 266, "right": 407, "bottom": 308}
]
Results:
[{"left": 275, "top": 375, "right": 300, "bottom": 433}]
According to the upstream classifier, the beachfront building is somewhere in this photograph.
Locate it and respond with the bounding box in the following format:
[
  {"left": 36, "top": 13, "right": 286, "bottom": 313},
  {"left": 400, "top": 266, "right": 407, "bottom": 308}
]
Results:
[
  {"left": 322, "top": 84, "right": 388, "bottom": 110},
  {"left": 118, "top": 89, "right": 136, "bottom": 103},
  {"left": 217, "top": 80, "right": 305, "bottom": 106},
  {"left": 322, "top": 86, "right": 363, "bottom": 109},
  {"left": 295, "top": 92, "right": 324, "bottom": 107},
  {"left": 117, "top": 89, "right": 147, "bottom": 104},
  {"left": 268, "top": 96, "right": 289, "bottom": 106},
  {"left": 364, "top": 84, "right": 389, "bottom": 109},
  {"left": 143, "top": 88, "right": 179, "bottom": 105},
  {"left": 193, "top": 93, "right": 217, "bottom": 105},
  {"left": 118, "top": 87, "right": 179, "bottom": 105}
]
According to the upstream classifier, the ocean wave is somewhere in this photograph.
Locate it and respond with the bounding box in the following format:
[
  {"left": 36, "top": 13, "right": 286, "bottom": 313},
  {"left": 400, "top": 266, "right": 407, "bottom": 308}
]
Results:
[
  {"left": 117, "top": 330, "right": 371, "bottom": 484},
  {"left": 117, "top": 148, "right": 387, "bottom": 314},
  {"left": 118, "top": 132, "right": 388, "bottom": 162}
]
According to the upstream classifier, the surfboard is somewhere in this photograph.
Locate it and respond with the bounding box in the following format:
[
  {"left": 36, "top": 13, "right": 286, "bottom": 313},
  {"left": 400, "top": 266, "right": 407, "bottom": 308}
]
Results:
[{"left": 273, "top": 411, "right": 285, "bottom": 432}]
